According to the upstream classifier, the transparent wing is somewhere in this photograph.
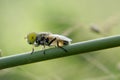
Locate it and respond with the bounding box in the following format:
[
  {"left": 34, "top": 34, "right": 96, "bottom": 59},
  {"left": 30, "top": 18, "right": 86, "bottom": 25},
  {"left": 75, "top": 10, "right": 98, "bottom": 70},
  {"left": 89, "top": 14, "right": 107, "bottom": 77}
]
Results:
[{"left": 52, "top": 34, "right": 72, "bottom": 42}]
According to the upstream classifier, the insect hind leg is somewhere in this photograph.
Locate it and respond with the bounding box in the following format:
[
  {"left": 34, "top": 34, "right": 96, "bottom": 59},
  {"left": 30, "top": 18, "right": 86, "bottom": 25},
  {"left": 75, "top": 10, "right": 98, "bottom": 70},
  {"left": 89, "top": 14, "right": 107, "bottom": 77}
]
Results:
[{"left": 57, "top": 41, "right": 68, "bottom": 52}]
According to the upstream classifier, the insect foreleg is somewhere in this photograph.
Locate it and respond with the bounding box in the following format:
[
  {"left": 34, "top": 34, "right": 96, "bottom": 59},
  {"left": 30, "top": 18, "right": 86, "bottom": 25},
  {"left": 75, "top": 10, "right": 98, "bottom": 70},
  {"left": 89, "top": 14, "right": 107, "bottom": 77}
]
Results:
[{"left": 31, "top": 46, "right": 35, "bottom": 54}]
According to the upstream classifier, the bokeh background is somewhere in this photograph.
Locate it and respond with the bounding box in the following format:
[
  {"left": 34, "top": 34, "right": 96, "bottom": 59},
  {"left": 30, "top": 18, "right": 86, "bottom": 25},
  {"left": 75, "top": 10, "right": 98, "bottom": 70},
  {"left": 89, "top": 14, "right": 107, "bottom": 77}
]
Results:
[{"left": 0, "top": 0, "right": 120, "bottom": 80}]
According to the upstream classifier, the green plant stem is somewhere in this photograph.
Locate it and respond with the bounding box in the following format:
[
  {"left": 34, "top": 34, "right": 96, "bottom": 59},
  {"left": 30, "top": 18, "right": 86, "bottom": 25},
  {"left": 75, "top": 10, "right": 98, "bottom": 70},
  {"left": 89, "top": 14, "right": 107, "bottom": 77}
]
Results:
[{"left": 0, "top": 35, "right": 120, "bottom": 70}]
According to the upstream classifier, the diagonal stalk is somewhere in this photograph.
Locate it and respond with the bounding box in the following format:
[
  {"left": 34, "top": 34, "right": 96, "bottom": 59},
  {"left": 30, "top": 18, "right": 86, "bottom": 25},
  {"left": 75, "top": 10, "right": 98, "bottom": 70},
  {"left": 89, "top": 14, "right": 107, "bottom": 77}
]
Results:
[{"left": 0, "top": 35, "right": 120, "bottom": 70}]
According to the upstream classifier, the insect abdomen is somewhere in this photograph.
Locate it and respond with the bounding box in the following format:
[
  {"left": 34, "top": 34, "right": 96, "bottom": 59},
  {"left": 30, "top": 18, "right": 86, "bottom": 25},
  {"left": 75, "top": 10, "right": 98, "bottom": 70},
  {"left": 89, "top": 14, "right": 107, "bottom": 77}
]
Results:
[{"left": 63, "top": 41, "right": 69, "bottom": 45}]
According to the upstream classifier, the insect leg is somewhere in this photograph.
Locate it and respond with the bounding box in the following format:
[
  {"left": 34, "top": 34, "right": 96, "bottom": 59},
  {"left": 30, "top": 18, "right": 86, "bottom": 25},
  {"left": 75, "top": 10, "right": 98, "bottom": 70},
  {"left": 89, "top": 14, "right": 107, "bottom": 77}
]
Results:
[
  {"left": 31, "top": 46, "right": 35, "bottom": 54},
  {"left": 42, "top": 45, "right": 46, "bottom": 54},
  {"left": 48, "top": 38, "right": 56, "bottom": 46},
  {"left": 57, "top": 41, "right": 68, "bottom": 52}
]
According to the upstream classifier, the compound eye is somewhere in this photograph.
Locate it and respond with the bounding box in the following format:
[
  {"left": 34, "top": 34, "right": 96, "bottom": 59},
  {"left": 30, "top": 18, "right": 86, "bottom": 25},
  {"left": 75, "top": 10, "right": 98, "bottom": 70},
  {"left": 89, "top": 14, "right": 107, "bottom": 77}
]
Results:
[{"left": 31, "top": 36, "right": 34, "bottom": 39}]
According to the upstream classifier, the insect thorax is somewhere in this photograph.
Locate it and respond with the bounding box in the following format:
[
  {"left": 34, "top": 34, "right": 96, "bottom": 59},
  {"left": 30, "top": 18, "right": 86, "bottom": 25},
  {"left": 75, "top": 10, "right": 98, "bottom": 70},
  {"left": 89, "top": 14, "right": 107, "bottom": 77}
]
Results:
[{"left": 35, "top": 34, "right": 49, "bottom": 46}]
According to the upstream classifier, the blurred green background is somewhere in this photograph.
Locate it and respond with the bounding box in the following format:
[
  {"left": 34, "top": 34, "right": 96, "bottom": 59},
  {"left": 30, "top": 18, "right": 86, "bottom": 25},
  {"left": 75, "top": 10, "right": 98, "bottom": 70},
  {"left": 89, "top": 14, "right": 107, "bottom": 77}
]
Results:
[{"left": 0, "top": 0, "right": 120, "bottom": 80}]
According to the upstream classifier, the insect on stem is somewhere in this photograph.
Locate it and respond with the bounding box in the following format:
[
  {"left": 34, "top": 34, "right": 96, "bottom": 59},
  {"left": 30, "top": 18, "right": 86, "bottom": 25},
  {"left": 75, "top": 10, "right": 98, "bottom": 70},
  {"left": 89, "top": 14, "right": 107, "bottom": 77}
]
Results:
[{"left": 26, "top": 32, "right": 72, "bottom": 55}]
